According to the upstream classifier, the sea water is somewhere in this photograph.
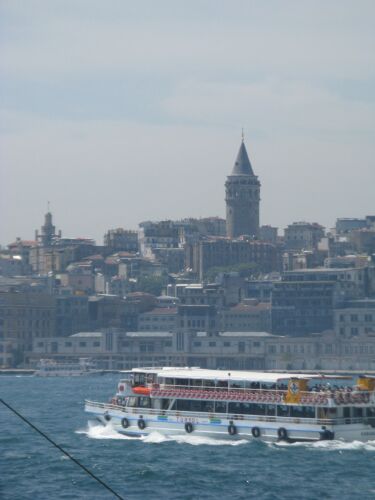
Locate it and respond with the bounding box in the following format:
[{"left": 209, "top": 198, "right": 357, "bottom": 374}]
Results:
[{"left": 1, "top": 374, "right": 375, "bottom": 500}]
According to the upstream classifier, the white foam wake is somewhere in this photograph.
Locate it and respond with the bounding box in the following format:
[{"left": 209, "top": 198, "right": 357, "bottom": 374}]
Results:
[
  {"left": 77, "top": 423, "right": 375, "bottom": 450},
  {"left": 76, "top": 421, "right": 135, "bottom": 440},
  {"left": 272, "top": 439, "right": 375, "bottom": 451},
  {"left": 141, "top": 431, "right": 248, "bottom": 446},
  {"left": 77, "top": 423, "right": 248, "bottom": 446}
]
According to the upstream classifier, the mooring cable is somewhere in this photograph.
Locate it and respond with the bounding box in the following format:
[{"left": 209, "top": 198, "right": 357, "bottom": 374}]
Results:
[{"left": 0, "top": 398, "right": 125, "bottom": 500}]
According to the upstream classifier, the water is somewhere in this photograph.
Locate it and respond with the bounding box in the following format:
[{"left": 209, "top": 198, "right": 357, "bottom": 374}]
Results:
[{"left": 1, "top": 375, "right": 375, "bottom": 500}]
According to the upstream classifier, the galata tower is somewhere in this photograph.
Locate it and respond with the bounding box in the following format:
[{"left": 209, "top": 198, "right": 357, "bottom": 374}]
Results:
[{"left": 225, "top": 137, "right": 260, "bottom": 238}]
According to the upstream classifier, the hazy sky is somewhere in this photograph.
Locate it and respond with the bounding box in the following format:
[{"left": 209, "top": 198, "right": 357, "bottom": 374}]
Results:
[{"left": 1, "top": 1, "right": 374, "bottom": 246}]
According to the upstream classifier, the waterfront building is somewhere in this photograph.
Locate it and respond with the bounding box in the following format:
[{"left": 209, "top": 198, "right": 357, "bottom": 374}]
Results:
[
  {"left": 104, "top": 228, "right": 139, "bottom": 253},
  {"left": 259, "top": 225, "right": 278, "bottom": 244},
  {"left": 138, "top": 307, "right": 177, "bottom": 332},
  {"left": 138, "top": 221, "right": 180, "bottom": 259},
  {"left": 335, "top": 218, "right": 367, "bottom": 234},
  {"left": 284, "top": 222, "right": 325, "bottom": 251},
  {"left": 186, "top": 238, "right": 278, "bottom": 281},
  {"left": 221, "top": 299, "right": 271, "bottom": 332},
  {"left": 55, "top": 293, "right": 89, "bottom": 337},
  {"left": 0, "top": 290, "right": 56, "bottom": 367},
  {"left": 271, "top": 280, "right": 336, "bottom": 336},
  {"left": 334, "top": 299, "right": 375, "bottom": 338}
]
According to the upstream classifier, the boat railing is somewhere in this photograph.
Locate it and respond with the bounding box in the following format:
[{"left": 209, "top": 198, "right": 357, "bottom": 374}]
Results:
[
  {"left": 146, "top": 385, "right": 373, "bottom": 405},
  {"left": 85, "top": 400, "right": 368, "bottom": 426}
]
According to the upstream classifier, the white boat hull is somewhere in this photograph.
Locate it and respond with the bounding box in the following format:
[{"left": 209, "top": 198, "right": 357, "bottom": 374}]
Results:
[{"left": 85, "top": 402, "right": 375, "bottom": 442}]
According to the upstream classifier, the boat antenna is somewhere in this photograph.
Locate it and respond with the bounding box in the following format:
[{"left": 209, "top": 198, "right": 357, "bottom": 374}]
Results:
[{"left": 0, "top": 398, "right": 125, "bottom": 500}]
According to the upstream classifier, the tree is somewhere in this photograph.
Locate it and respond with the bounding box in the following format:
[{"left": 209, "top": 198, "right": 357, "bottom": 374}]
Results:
[
  {"left": 206, "top": 262, "right": 260, "bottom": 282},
  {"left": 136, "top": 275, "right": 165, "bottom": 296}
]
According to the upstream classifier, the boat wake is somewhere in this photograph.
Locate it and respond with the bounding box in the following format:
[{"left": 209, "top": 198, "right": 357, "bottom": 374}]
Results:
[
  {"left": 76, "top": 421, "right": 135, "bottom": 440},
  {"left": 143, "top": 432, "right": 248, "bottom": 446},
  {"left": 77, "top": 422, "right": 248, "bottom": 446},
  {"left": 77, "top": 422, "right": 375, "bottom": 450},
  {"left": 271, "top": 439, "right": 375, "bottom": 451}
]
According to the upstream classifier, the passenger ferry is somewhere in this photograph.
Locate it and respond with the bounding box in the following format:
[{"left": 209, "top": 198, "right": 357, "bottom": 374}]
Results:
[
  {"left": 35, "top": 358, "right": 99, "bottom": 377},
  {"left": 85, "top": 367, "right": 375, "bottom": 442}
]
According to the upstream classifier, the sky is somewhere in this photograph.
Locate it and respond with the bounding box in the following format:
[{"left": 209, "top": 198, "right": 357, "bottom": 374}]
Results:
[{"left": 1, "top": 0, "right": 374, "bottom": 246}]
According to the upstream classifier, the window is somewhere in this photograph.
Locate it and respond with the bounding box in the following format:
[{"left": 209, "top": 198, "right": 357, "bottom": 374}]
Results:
[
  {"left": 238, "top": 342, "right": 245, "bottom": 353},
  {"left": 93, "top": 341, "right": 100, "bottom": 347},
  {"left": 209, "top": 341, "right": 216, "bottom": 347},
  {"left": 64, "top": 342, "right": 72, "bottom": 347},
  {"left": 193, "top": 341, "right": 201, "bottom": 347},
  {"left": 79, "top": 341, "right": 86, "bottom": 347},
  {"left": 365, "top": 314, "right": 373, "bottom": 322},
  {"left": 351, "top": 314, "right": 358, "bottom": 322},
  {"left": 223, "top": 342, "right": 231, "bottom": 347}
]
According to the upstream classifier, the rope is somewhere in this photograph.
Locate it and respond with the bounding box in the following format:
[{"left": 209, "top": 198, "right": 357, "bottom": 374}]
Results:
[{"left": 0, "top": 398, "right": 125, "bottom": 500}]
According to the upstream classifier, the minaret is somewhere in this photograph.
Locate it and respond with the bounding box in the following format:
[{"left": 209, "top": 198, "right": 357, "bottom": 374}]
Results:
[
  {"left": 36, "top": 203, "right": 59, "bottom": 247},
  {"left": 225, "top": 136, "right": 260, "bottom": 238},
  {"left": 41, "top": 211, "right": 56, "bottom": 246}
]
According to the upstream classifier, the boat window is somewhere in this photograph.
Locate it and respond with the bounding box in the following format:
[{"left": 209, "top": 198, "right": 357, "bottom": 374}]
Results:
[
  {"left": 290, "top": 406, "right": 315, "bottom": 419},
  {"left": 366, "top": 407, "right": 375, "bottom": 418},
  {"left": 127, "top": 397, "right": 138, "bottom": 407},
  {"left": 170, "top": 400, "right": 177, "bottom": 411},
  {"left": 165, "top": 378, "right": 174, "bottom": 385},
  {"left": 138, "top": 397, "right": 151, "bottom": 408},
  {"left": 176, "top": 399, "right": 191, "bottom": 411},
  {"left": 205, "top": 380, "right": 215, "bottom": 388},
  {"left": 228, "top": 402, "right": 266, "bottom": 415},
  {"left": 161, "top": 399, "right": 170, "bottom": 410},
  {"left": 277, "top": 405, "right": 290, "bottom": 417},
  {"left": 190, "top": 400, "right": 203, "bottom": 412},
  {"left": 266, "top": 404, "right": 276, "bottom": 416},
  {"left": 134, "top": 373, "right": 146, "bottom": 386},
  {"left": 217, "top": 380, "right": 228, "bottom": 388},
  {"left": 201, "top": 401, "right": 215, "bottom": 412},
  {"left": 214, "top": 401, "right": 227, "bottom": 413},
  {"left": 249, "top": 403, "right": 266, "bottom": 416},
  {"left": 229, "top": 381, "right": 243, "bottom": 389},
  {"left": 318, "top": 407, "right": 337, "bottom": 419},
  {"left": 353, "top": 407, "right": 363, "bottom": 418},
  {"left": 190, "top": 379, "right": 203, "bottom": 387},
  {"left": 177, "top": 378, "right": 189, "bottom": 387}
]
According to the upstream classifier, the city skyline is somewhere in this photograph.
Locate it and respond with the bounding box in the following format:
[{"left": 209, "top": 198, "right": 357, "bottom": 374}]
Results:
[{"left": 1, "top": 1, "right": 375, "bottom": 245}]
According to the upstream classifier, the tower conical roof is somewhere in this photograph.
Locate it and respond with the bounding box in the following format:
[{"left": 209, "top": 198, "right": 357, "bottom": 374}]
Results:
[{"left": 231, "top": 141, "right": 254, "bottom": 175}]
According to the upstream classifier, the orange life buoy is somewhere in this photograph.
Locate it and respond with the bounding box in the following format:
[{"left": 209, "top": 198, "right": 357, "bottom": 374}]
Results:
[{"left": 132, "top": 386, "right": 151, "bottom": 396}]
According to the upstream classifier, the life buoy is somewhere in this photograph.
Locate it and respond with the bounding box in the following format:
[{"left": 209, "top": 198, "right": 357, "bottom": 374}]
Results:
[
  {"left": 104, "top": 412, "right": 111, "bottom": 422},
  {"left": 138, "top": 418, "right": 146, "bottom": 430},
  {"left": 251, "top": 426, "right": 261, "bottom": 438},
  {"left": 228, "top": 423, "right": 237, "bottom": 436},
  {"left": 185, "top": 422, "right": 194, "bottom": 433},
  {"left": 277, "top": 427, "right": 288, "bottom": 440},
  {"left": 121, "top": 417, "right": 130, "bottom": 429},
  {"left": 133, "top": 386, "right": 151, "bottom": 396}
]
